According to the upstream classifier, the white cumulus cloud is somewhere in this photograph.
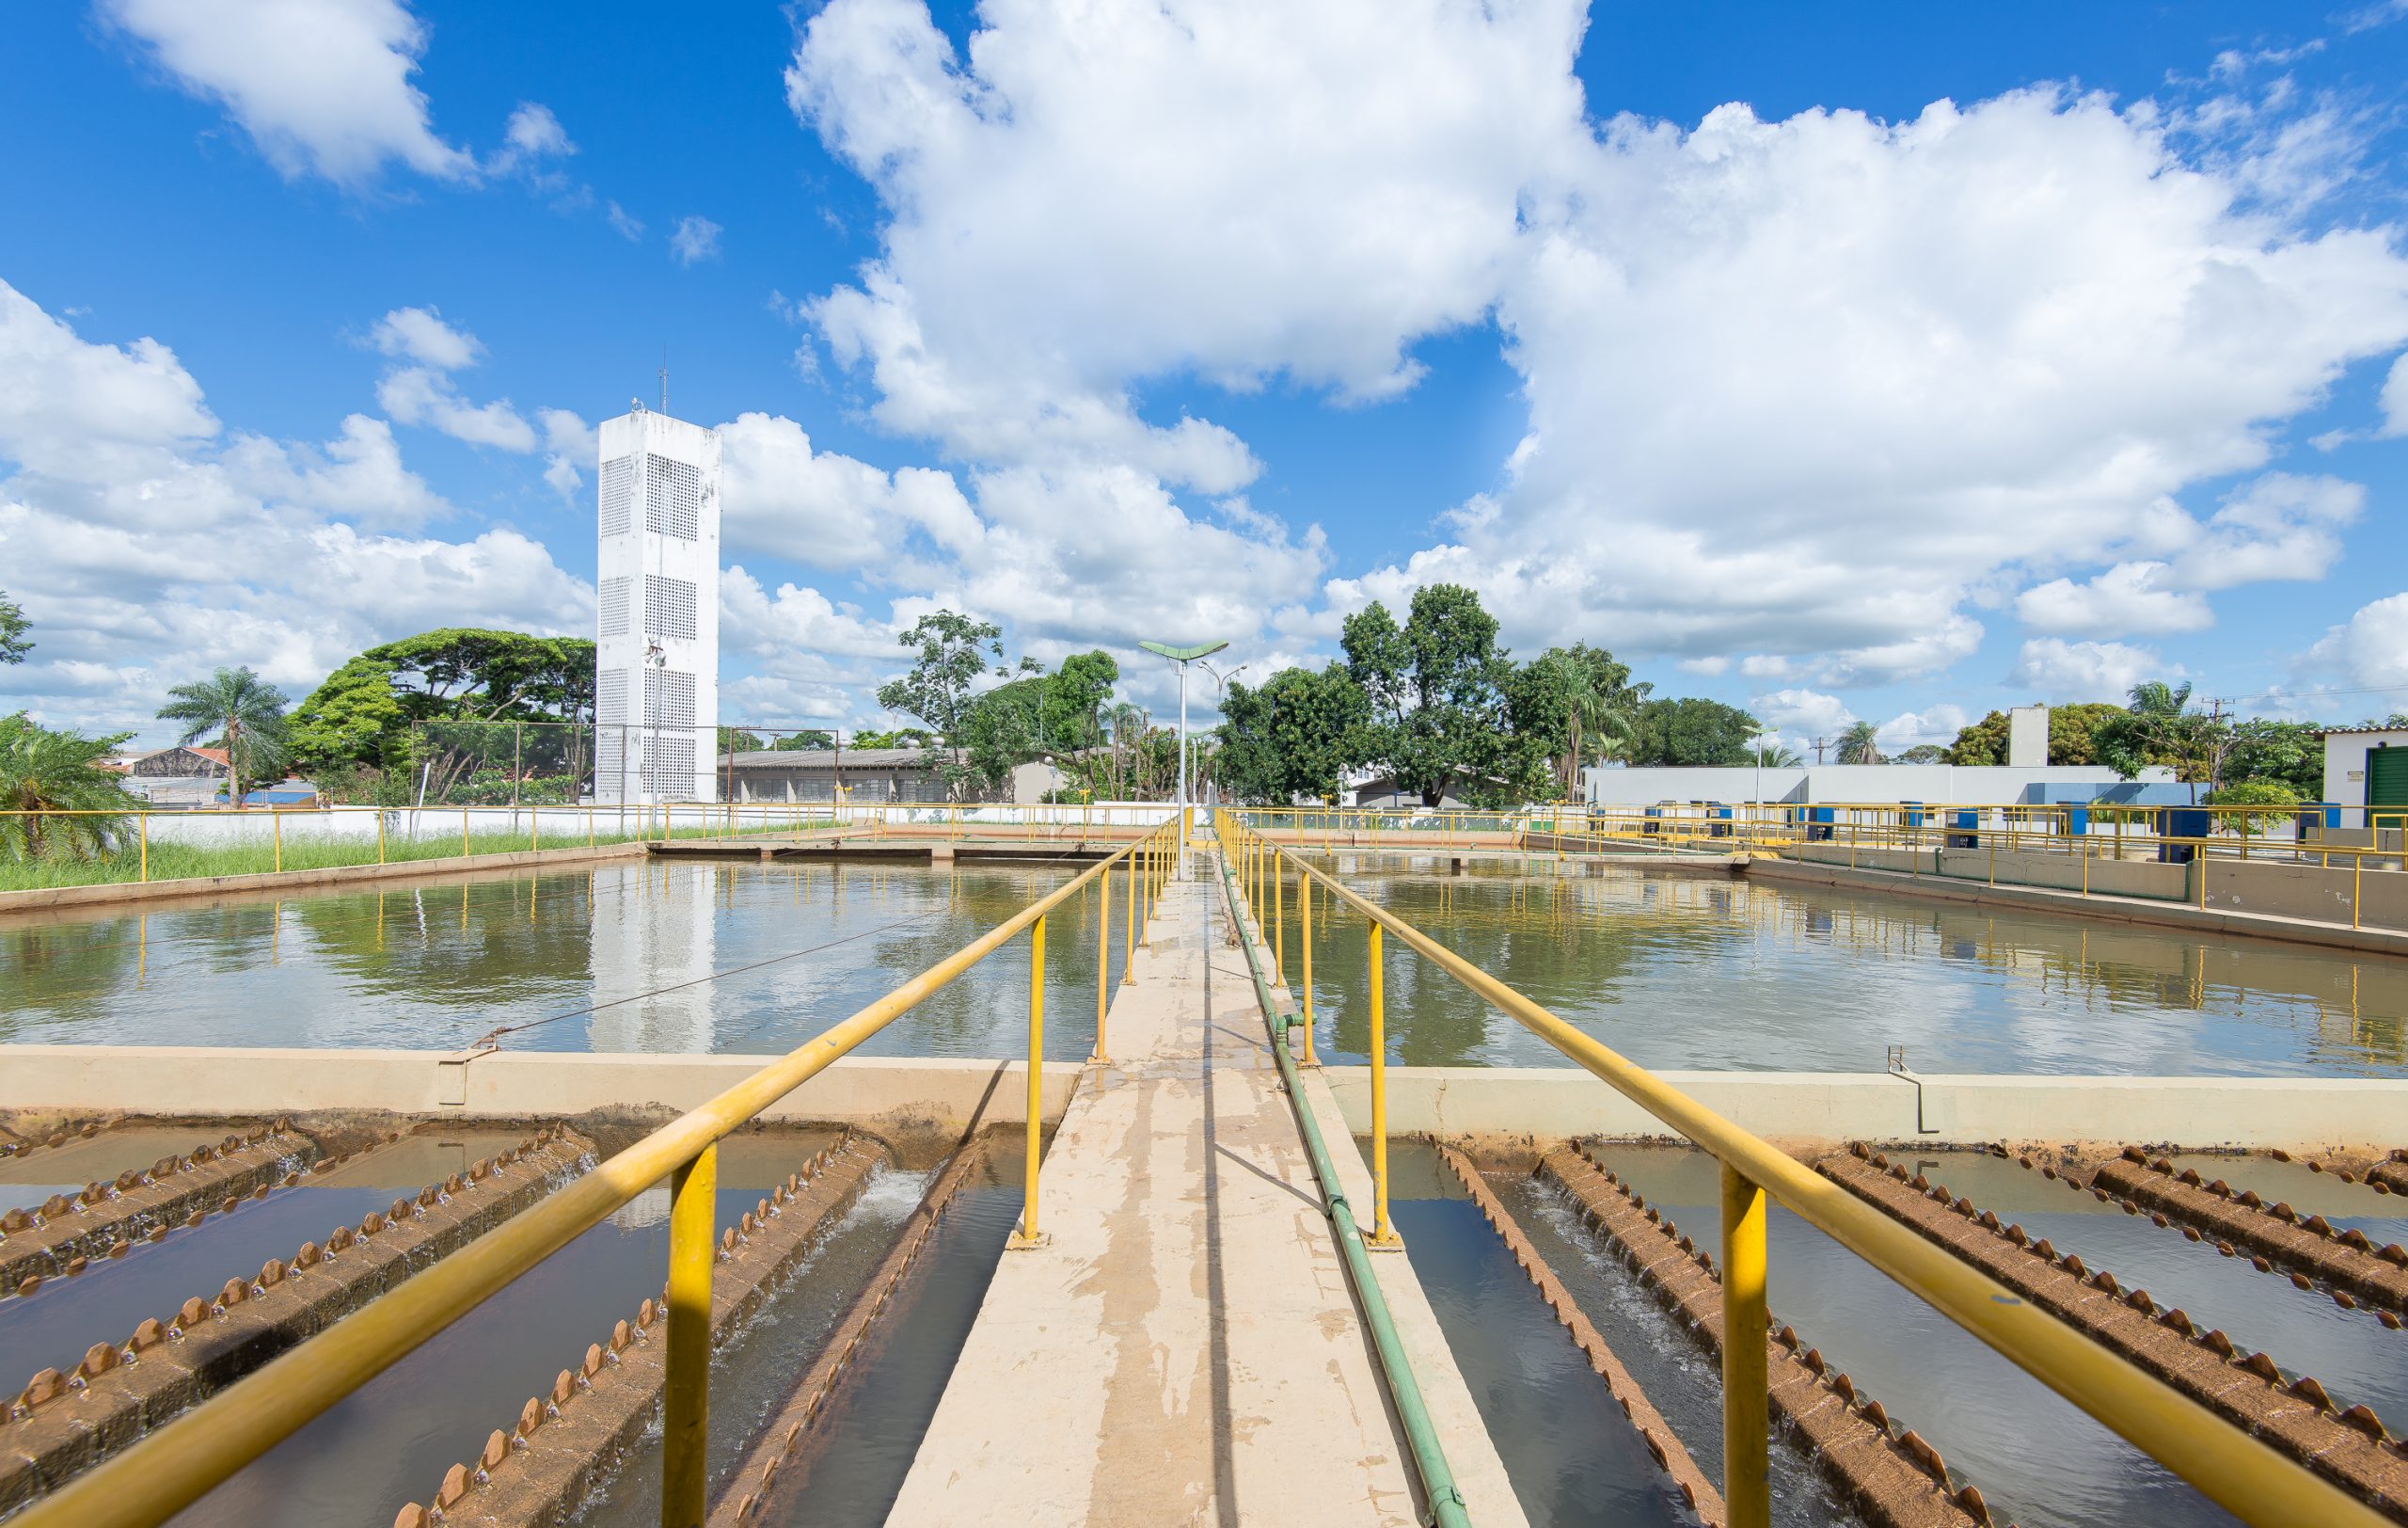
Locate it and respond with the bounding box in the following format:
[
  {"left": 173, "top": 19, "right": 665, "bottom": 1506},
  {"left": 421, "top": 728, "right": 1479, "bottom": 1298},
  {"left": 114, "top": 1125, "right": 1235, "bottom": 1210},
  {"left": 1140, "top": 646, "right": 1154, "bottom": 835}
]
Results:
[
  {"left": 2009, "top": 638, "right": 2171, "bottom": 699},
  {"left": 0, "top": 281, "right": 589, "bottom": 738},
  {"left": 101, "top": 0, "right": 475, "bottom": 186},
  {"left": 671, "top": 215, "right": 723, "bottom": 266},
  {"left": 2306, "top": 592, "right": 2408, "bottom": 691}
]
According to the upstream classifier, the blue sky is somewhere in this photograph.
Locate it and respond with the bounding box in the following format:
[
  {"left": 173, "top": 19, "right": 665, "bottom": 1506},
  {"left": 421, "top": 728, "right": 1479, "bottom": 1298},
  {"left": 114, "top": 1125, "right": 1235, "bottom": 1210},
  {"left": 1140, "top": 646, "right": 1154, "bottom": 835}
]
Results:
[{"left": 4, "top": 0, "right": 2407, "bottom": 754}]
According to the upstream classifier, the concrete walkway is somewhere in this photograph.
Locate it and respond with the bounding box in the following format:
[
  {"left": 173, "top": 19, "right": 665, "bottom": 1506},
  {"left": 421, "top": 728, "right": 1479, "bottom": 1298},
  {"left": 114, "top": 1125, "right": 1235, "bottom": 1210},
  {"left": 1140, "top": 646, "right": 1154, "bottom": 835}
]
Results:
[{"left": 884, "top": 854, "right": 1524, "bottom": 1527}]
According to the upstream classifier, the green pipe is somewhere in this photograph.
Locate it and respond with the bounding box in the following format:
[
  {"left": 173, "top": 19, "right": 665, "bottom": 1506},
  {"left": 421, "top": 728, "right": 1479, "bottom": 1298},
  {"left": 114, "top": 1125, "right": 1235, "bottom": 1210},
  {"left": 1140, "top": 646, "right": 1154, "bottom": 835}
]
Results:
[{"left": 1214, "top": 841, "right": 1473, "bottom": 1528}]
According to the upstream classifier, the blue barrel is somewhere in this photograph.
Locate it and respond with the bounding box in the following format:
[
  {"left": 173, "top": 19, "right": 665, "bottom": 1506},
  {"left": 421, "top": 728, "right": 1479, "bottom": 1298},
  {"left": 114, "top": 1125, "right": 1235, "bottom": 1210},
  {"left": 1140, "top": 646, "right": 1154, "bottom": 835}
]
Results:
[
  {"left": 1642, "top": 804, "right": 1662, "bottom": 836},
  {"left": 1707, "top": 803, "right": 1733, "bottom": 838},
  {"left": 1946, "top": 809, "right": 1979, "bottom": 849},
  {"left": 2157, "top": 806, "right": 2210, "bottom": 864},
  {"left": 2065, "top": 806, "right": 2089, "bottom": 836},
  {"left": 1807, "top": 805, "right": 1834, "bottom": 842},
  {"left": 1902, "top": 802, "right": 1925, "bottom": 829}
]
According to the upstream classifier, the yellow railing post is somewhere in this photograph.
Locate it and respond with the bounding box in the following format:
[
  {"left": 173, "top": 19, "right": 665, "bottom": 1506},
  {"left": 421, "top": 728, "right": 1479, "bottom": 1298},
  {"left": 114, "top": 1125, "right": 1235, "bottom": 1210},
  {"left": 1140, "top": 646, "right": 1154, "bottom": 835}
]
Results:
[
  {"left": 1720, "top": 1163, "right": 1770, "bottom": 1528},
  {"left": 139, "top": 813, "right": 149, "bottom": 883},
  {"left": 1367, "top": 920, "right": 1399, "bottom": 1248},
  {"left": 662, "top": 1140, "right": 717, "bottom": 1528},
  {"left": 1013, "top": 913, "right": 1048, "bottom": 1249},
  {"left": 462, "top": 806, "right": 470, "bottom": 858},
  {"left": 1091, "top": 867, "right": 1112, "bottom": 1063},
  {"left": 1299, "top": 862, "right": 1316, "bottom": 1065},
  {"left": 272, "top": 810, "right": 282, "bottom": 873},
  {"left": 1273, "top": 851, "right": 1284, "bottom": 981},
  {"left": 1123, "top": 845, "right": 1138, "bottom": 981}
]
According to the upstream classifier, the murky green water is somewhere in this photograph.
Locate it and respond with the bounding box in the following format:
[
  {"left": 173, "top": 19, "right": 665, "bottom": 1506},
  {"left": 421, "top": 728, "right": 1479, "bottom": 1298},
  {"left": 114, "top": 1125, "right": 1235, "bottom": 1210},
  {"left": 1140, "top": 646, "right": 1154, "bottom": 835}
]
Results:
[
  {"left": 6, "top": 854, "right": 2397, "bottom": 1076},
  {"left": 1287, "top": 857, "right": 2406, "bottom": 1075},
  {"left": 0, "top": 860, "right": 1110, "bottom": 1059}
]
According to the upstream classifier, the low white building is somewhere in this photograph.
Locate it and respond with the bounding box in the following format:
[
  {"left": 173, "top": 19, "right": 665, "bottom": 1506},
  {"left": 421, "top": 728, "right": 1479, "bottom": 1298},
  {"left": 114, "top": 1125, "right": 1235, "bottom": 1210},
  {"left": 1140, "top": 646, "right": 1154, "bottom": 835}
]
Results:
[
  {"left": 1581, "top": 762, "right": 2181, "bottom": 808},
  {"left": 2320, "top": 724, "right": 2408, "bottom": 823}
]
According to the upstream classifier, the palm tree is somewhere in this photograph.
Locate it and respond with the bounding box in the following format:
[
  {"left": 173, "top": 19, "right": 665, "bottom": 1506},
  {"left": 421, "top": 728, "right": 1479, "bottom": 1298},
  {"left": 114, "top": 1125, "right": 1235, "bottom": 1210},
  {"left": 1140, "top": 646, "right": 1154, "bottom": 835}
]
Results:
[
  {"left": 1751, "top": 742, "right": 1802, "bottom": 768},
  {"left": 0, "top": 714, "right": 132, "bottom": 861},
  {"left": 157, "top": 666, "right": 292, "bottom": 808},
  {"left": 1545, "top": 649, "right": 1640, "bottom": 799},
  {"left": 1835, "top": 721, "right": 1884, "bottom": 765}
]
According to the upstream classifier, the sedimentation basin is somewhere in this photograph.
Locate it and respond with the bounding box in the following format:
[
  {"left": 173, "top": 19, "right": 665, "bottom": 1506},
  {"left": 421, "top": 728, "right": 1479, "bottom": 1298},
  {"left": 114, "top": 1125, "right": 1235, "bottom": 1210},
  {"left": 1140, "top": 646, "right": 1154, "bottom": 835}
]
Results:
[{"left": 1, "top": 823, "right": 2403, "bottom": 1527}]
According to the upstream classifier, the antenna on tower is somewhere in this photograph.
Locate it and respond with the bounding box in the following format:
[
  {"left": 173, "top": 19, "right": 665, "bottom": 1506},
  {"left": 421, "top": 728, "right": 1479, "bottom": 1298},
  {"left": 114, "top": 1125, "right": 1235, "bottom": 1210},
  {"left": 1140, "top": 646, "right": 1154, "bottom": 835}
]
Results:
[{"left": 658, "top": 345, "right": 669, "bottom": 414}]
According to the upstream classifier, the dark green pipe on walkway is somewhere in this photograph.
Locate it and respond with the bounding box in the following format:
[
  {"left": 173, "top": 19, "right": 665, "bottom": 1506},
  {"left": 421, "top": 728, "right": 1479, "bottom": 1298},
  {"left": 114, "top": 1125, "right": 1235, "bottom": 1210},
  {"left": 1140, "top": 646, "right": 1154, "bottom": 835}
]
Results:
[{"left": 1212, "top": 844, "right": 1475, "bottom": 1528}]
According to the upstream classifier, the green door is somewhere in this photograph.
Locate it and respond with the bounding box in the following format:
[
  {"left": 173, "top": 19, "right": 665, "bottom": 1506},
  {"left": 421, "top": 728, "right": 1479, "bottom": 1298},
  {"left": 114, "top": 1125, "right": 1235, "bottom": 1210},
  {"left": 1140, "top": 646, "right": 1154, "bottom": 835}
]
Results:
[{"left": 2370, "top": 746, "right": 2408, "bottom": 808}]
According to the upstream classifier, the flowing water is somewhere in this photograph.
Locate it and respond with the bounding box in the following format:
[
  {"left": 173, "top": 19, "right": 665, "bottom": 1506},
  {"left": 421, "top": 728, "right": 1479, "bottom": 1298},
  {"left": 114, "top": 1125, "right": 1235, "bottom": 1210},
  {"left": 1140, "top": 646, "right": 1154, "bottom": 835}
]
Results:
[
  {"left": 1539, "top": 1141, "right": 2407, "bottom": 1528},
  {"left": 167, "top": 1135, "right": 863, "bottom": 1527}
]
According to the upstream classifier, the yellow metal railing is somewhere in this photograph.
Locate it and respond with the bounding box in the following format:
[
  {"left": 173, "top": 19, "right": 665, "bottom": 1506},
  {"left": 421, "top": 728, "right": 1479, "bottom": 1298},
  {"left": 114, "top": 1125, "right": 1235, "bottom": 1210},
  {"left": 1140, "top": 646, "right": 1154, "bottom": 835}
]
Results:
[
  {"left": 1221, "top": 815, "right": 2388, "bottom": 1528},
  {"left": 10, "top": 814, "right": 1185, "bottom": 1528}
]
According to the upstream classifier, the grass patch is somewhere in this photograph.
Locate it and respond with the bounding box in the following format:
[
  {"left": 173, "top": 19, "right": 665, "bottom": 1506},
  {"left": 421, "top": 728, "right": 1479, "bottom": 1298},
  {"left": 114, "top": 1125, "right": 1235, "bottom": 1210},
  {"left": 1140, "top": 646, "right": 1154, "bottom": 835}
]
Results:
[{"left": 0, "top": 820, "right": 770, "bottom": 893}]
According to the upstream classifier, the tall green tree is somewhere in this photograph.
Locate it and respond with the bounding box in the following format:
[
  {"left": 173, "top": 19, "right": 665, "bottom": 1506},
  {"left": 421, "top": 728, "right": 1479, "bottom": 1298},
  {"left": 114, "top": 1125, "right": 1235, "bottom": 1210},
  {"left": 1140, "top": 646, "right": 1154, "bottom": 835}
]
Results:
[
  {"left": 1835, "top": 721, "right": 1884, "bottom": 765},
  {"left": 1943, "top": 703, "right": 2124, "bottom": 766},
  {"left": 1628, "top": 697, "right": 1760, "bottom": 766},
  {"left": 2223, "top": 719, "right": 2322, "bottom": 798},
  {"left": 1344, "top": 584, "right": 1517, "bottom": 806},
  {"left": 157, "top": 666, "right": 291, "bottom": 806},
  {"left": 2097, "top": 681, "right": 2234, "bottom": 788},
  {"left": 1528, "top": 644, "right": 1646, "bottom": 797},
  {"left": 288, "top": 630, "right": 598, "bottom": 800},
  {"left": 1217, "top": 665, "right": 1372, "bottom": 804},
  {"left": 286, "top": 656, "right": 410, "bottom": 778},
  {"left": 958, "top": 650, "right": 1121, "bottom": 789},
  {"left": 366, "top": 629, "right": 596, "bottom": 724},
  {"left": 0, "top": 592, "right": 28, "bottom": 666},
  {"left": 876, "top": 611, "right": 1003, "bottom": 789},
  {"left": 0, "top": 714, "right": 131, "bottom": 861}
]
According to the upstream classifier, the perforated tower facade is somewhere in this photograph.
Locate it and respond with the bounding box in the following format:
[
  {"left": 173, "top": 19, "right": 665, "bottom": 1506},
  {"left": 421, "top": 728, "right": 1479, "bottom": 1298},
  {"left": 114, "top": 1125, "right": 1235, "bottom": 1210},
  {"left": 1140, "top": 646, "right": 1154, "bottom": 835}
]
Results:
[{"left": 595, "top": 405, "right": 721, "bottom": 803}]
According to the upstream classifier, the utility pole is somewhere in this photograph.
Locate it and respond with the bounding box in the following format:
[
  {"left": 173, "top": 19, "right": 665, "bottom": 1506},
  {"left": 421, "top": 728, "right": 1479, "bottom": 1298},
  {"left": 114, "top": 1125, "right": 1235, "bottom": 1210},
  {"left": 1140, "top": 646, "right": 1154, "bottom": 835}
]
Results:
[{"left": 1811, "top": 736, "right": 1828, "bottom": 766}]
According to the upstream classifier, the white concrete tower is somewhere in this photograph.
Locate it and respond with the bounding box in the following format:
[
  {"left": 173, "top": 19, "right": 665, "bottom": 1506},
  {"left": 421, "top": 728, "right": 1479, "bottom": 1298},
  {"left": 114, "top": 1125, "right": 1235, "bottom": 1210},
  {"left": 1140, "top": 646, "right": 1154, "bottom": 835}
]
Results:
[{"left": 595, "top": 405, "right": 721, "bottom": 803}]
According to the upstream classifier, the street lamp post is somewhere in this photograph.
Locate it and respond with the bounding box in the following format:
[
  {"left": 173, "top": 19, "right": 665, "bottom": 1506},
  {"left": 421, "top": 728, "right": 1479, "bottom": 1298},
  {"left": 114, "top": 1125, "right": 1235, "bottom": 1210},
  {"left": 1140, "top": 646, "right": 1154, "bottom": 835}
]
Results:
[
  {"left": 1197, "top": 659, "right": 1248, "bottom": 805},
  {"left": 1138, "top": 640, "right": 1231, "bottom": 807}
]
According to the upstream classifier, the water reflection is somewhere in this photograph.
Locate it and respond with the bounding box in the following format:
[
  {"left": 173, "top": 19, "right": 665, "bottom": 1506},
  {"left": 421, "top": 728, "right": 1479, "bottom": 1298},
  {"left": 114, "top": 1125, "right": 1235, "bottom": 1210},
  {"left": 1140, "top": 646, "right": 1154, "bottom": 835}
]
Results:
[
  {"left": 0, "top": 860, "right": 1107, "bottom": 1059},
  {"left": 1287, "top": 860, "right": 2407, "bottom": 1075},
  {"left": 7, "top": 855, "right": 2400, "bottom": 1075}
]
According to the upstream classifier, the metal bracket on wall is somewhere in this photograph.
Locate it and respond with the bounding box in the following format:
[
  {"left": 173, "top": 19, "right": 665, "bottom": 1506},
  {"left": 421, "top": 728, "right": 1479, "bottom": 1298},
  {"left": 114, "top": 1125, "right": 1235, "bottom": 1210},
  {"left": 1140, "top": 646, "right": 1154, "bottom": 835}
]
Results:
[
  {"left": 436, "top": 1043, "right": 498, "bottom": 1108},
  {"left": 1885, "top": 1045, "right": 1941, "bottom": 1136}
]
